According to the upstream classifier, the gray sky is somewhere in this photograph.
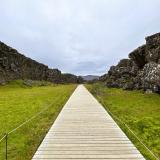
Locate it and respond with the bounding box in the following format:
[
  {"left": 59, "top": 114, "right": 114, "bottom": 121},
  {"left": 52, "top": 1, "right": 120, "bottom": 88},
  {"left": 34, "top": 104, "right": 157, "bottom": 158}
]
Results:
[{"left": 0, "top": 0, "right": 160, "bottom": 75}]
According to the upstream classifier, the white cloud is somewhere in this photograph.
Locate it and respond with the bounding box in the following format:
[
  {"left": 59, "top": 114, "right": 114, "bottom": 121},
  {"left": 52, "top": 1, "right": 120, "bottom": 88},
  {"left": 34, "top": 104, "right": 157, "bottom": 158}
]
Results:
[{"left": 0, "top": 0, "right": 160, "bottom": 75}]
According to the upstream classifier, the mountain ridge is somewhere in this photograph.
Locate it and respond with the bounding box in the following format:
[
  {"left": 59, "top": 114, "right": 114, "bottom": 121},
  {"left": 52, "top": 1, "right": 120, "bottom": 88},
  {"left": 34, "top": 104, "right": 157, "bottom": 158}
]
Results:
[{"left": 82, "top": 75, "right": 99, "bottom": 81}]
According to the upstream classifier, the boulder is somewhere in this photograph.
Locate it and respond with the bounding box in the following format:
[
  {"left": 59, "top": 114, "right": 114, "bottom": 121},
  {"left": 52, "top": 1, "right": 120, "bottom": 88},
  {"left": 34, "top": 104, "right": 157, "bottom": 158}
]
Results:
[{"left": 139, "top": 62, "right": 160, "bottom": 92}]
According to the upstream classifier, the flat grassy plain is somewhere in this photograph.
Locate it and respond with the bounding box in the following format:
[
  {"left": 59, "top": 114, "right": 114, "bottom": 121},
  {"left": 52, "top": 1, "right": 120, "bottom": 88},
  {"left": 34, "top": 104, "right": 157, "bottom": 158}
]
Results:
[
  {"left": 86, "top": 83, "right": 160, "bottom": 160},
  {"left": 0, "top": 81, "right": 76, "bottom": 160}
]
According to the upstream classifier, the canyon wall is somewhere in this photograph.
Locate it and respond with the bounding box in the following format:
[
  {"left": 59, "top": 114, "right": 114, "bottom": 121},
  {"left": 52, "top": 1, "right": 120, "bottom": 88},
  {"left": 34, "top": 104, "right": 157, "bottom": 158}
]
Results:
[
  {"left": 0, "top": 42, "right": 82, "bottom": 84},
  {"left": 100, "top": 33, "right": 160, "bottom": 93}
]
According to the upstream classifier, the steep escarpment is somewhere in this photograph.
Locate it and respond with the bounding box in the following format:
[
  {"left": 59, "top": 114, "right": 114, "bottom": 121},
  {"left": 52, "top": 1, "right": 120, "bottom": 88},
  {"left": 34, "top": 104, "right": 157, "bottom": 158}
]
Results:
[
  {"left": 0, "top": 42, "right": 82, "bottom": 84},
  {"left": 100, "top": 33, "right": 160, "bottom": 93}
]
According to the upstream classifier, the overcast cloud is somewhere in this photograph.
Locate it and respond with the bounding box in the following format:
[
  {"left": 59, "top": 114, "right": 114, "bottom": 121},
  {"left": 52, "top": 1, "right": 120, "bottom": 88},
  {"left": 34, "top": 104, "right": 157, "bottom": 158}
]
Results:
[{"left": 0, "top": 0, "right": 160, "bottom": 75}]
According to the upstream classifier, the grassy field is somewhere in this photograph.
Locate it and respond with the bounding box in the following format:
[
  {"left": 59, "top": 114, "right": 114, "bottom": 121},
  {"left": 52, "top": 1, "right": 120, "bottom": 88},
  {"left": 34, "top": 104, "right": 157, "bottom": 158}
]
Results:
[
  {"left": 86, "top": 83, "right": 160, "bottom": 160},
  {"left": 0, "top": 80, "right": 76, "bottom": 160}
]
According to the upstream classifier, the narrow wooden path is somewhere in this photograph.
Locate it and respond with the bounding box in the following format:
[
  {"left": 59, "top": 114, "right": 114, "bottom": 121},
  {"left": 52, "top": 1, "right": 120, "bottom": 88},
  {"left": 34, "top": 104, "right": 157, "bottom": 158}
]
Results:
[{"left": 32, "top": 85, "right": 145, "bottom": 160}]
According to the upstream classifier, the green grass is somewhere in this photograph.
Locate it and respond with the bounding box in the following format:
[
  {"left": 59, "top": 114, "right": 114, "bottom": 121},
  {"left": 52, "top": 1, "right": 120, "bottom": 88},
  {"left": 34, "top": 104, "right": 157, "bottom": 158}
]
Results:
[
  {"left": 0, "top": 80, "right": 76, "bottom": 160},
  {"left": 86, "top": 83, "right": 160, "bottom": 160}
]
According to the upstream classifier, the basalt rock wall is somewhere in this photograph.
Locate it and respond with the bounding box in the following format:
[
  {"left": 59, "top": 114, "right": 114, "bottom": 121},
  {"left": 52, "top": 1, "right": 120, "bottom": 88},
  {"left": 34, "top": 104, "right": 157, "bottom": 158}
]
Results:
[
  {"left": 100, "top": 33, "right": 160, "bottom": 93},
  {"left": 0, "top": 42, "right": 82, "bottom": 84}
]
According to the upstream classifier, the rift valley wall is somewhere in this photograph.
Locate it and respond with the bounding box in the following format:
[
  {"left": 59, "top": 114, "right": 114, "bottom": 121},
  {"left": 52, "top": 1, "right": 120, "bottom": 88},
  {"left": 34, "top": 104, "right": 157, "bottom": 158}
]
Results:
[
  {"left": 100, "top": 33, "right": 160, "bottom": 93},
  {"left": 0, "top": 42, "right": 82, "bottom": 84}
]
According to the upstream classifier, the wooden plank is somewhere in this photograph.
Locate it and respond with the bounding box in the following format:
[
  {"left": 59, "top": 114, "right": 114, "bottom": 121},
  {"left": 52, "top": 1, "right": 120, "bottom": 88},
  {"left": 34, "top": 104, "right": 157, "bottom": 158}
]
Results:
[
  {"left": 38, "top": 146, "right": 138, "bottom": 151},
  {"left": 35, "top": 150, "right": 140, "bottom": 155},
  {"left": 33, "top": 154, "right": 144, "bottom": 159}
]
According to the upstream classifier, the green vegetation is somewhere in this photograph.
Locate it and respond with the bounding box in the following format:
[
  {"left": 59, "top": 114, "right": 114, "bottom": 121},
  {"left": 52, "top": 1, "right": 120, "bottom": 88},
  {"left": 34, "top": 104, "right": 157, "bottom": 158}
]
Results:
[
  {"left": 86, "top": 83, "right": 160, "bottom": 160},
  {"left": 0, "top": 80, "right": 76, "bottom": 160}
]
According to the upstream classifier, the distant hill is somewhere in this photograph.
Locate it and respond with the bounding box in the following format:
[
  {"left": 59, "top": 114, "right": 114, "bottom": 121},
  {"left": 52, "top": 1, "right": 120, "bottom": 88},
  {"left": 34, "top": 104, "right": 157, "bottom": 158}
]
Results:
[{"left": 82, "top": 75, "right": 99, "bottom": 81}]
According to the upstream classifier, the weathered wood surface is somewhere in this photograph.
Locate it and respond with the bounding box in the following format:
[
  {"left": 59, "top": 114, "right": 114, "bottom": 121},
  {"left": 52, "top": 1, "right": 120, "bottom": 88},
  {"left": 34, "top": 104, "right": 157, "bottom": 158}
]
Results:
[{"left": 32, "top": 85, "right": 145, "bottom": 160}]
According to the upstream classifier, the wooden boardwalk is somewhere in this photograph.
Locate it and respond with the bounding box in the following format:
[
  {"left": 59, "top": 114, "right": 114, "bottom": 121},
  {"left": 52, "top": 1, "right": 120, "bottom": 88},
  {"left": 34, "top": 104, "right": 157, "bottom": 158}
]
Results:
[{"left": 32, "top": 85, "right": 145, "bottom": 160}]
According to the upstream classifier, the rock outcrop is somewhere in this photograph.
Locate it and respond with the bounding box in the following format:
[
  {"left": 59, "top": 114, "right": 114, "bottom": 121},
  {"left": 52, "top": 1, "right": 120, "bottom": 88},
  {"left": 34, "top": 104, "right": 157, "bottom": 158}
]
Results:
[
  {"left": 61, "top": 74, "right": 83, "bottom": 84},
  {"left": 0, "top": 41, "right": 83, "bottom": 84},
  {"left": 100, "top": 33, "right": 160, "bottom": 93}
]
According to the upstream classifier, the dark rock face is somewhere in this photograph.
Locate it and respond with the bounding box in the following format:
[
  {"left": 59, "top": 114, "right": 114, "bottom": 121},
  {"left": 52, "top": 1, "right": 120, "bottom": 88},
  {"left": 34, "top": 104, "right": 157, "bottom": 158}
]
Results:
[
  {"left": 105, "top": 59, "right": 139, "bottom": 90},
  {"left": 145, "top": 33, "right": 160, "bottom": 63},
  {"left": 0, "top": 41, "right": 82, "bottom": 84},
  {"left": 46, "top": 69, "right": 62, "bottom": 83},
  {"left": 60, "top": 74, "right": 83, "bottom": 84},
  {"left": 129, "top": 45, "right": 146, "bottom": 68},
  {"left": 101, "top": 32, "right": 160, "bottom": 93}
]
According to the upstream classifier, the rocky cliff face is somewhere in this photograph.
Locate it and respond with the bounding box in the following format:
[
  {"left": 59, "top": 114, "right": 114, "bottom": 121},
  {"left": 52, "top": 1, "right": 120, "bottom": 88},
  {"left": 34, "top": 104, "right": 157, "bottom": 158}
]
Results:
[
  {"left": 61, "top": 73, "right": 83, "bottom": 84},
  {"left": 100, "top": 33, "right": 160, "bottom": 93},
  {"left": 0, "top": 42, "right": 83, "bottom": 84}
]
